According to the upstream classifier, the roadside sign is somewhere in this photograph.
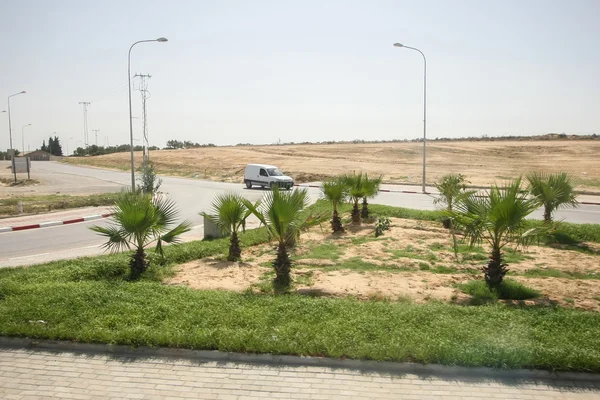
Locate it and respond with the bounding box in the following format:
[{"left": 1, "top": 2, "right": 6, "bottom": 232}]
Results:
[{"left": 11, "top": 157, "right": 31, "bottom": 179}]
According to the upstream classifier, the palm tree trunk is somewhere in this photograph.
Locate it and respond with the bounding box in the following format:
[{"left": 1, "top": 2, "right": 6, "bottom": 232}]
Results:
[
  {"left": 273, "top": 242, "right": 291, "bottom": 289},
  {"left": 361, "top": 197, "right": 369, "bottom": 220},
  {"left": 228, "top": 231, "right": 241, "bottom": 261},
  {"left": 543, "top": 204, "right": 552, "bottom": 223},
  {"left": 351, "top": 200, "right": 361, "bottom": 224},
  {"left": 129, "top": 247, "right": 147, "bottom": 280},
  {"left": 483, "top": 247, "right": 508, "bottom": 287},
  {"left": 331, "top": 207, "right": 344, "bottom": 233}
]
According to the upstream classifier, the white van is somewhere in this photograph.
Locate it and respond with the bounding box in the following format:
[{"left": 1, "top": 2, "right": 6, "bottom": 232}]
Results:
[{"left": 244, "top": 164, "right": 294, "bottom": 190}]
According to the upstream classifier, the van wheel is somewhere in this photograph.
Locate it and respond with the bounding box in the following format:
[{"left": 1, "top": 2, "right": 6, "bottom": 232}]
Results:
[{"left": 245, "top": 180, "right": 252, "bottom": 189}]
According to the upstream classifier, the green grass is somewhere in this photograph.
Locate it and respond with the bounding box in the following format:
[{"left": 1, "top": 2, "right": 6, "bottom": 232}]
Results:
[
  {"left": 308, "top": 200, "right": 443, "bottom": 223},
  {"left": 520, "top": 268, "right": 600, "bottom": 280},
  {"left": 0, "top": 193, "right": 120, "bottom": 216},
  {"left": 299, "top": 243, "right": 343, "bottom": 260},
  {"left": 459, "top": 279, "right": 541, "bottom": 304},
  {"left": 503, "top": 248, "right": 534, "bottom": 264},
  {"left": 1, "top": 267, "right": 600, "bottom": 372},
  {"left": 386, "top": 246, "right": 438, "bottom": 262}
]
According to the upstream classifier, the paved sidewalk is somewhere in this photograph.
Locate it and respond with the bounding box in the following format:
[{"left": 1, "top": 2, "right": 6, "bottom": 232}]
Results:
[{"left": 1, "top": 348, "right": 599, "bottom": 400}]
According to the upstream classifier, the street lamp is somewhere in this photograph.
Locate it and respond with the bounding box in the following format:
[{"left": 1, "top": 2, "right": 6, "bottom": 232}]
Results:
[
  {"left": 393, "top": 43, "right": 427, "bottom": 193},
  {"left": 21, "top": 124, "right": 31, "bottom": 154},
  {"left": 128, "top": 37, "right": 168, "bottom": 191},
  {"left": 7, "top": 91, "right": 26, "bottom": 182}
]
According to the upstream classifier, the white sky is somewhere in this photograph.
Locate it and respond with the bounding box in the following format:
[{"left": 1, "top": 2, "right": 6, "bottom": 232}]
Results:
[{"left": 1, "top": 0, "right": 599, "bottom": 153}]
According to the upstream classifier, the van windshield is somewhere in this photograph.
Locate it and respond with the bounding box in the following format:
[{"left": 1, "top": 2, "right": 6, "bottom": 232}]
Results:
[{"left": 267, "top": 168, "right": 284, "bottom": 176}]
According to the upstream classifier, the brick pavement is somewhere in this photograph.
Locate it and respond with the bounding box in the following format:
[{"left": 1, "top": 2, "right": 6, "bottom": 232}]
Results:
[{"left": 1, "top": 348, "right": 599, "bottom": 400}]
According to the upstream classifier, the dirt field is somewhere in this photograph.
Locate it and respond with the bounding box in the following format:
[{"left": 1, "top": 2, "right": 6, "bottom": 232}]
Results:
[
  {"left": 63, "top": 140, "right": 600, "bottom": 192},
  {"left": 167, "top": 217, "right": 600, "bottom": 311}
]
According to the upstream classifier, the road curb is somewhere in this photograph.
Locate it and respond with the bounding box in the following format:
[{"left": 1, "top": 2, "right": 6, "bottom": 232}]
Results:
[
  {"left": 0, "top": 336, "right": 598, "bottom": 382},
  {"left": 0, "top": 213, "right": 113, "bottom": 233}
]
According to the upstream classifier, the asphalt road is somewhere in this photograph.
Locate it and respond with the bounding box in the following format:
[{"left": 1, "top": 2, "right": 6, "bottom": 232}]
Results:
[{"left": 1, "top": 161, "right": 599, "bottom": 267}]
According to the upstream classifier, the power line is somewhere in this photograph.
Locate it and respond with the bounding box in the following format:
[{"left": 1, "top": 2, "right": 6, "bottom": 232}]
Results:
[{"left": 88, "top": 82, "right": 129, "bottom": 104}]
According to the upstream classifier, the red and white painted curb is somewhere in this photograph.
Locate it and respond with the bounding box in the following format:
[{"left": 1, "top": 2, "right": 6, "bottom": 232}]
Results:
[{"left": 0, "top": 213, "right": 113, "bottom": 233}]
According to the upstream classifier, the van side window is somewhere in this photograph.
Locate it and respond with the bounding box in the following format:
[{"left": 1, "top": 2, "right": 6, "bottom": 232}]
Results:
[{"left": 260, "top": 169, "right": 268, "bottom": 177}]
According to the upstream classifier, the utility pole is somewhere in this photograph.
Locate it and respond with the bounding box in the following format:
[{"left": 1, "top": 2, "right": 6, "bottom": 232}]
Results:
[
  {"left": 92, "top": 129, "right": 100, "bottom": 146},
  {"left": 134, "top": 73, "right": 152, "bottom": 162},
  {"left": 79, "top": 102, "right": 91, "bottom": 150}
]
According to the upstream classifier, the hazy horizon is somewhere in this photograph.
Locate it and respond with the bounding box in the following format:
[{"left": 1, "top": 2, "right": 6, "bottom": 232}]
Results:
[{"left": 2, "top": 0, "right": 599, "bottom": 153}]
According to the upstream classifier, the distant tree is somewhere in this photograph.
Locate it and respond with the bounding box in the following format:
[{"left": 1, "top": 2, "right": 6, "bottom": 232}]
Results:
[
  {"left": 41, "top": 140, "right": 47, "bottom": 152},
  {"left": 50, "top": 135, "right": 63, "bottom": 156},
  {"left": 166, "top": 140, "right": 184, "bottom": 149}
]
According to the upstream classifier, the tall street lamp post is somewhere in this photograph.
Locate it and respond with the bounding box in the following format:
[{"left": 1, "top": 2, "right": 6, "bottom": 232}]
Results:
[
  {"left": 128, "top": 37, "right": 168, "bottom": 191},
  {"left": 22, "top": 124, "right": 31, "bottom": 154},
  {"left": 393, "top": 43, "right": 427, "bottom": 193},
  {"left": 8, "top": 91, "right": 26, "bottom": 182}
]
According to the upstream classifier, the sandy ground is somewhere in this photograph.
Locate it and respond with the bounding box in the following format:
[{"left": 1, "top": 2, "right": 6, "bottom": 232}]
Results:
[
  {"left": 167, "top": 217, "right": 600, "bottom": 311},
  {"left": 63, "top": 140, "right": 600, "bottom": 192}
]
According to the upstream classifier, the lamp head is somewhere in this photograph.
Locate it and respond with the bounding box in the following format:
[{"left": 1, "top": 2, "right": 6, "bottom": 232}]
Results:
[
  {"left": 393, "top": 43, "right": 404, "bottom": 48},
  {"left": 20, "top": 91, "right": 26, "bottom": 94},
  {"left": 157, "top": 37, "right": 168, "bottom": 42}
]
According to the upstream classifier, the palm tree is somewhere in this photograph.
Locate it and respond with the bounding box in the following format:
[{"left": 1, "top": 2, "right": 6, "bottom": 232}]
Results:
[
  {"left": 526, "top": 171, "right": 578, "bottom": 222},
  {"left": 448, "top": 178, "right": 545, "bottom": 287},
  {"left": 321, "top": 177, "right": 348, "bottom": 233},
  {"left": 245, "top": 187, "right": 310, "bottom": 288},
  {"left": 434, "top": 173, "right": 474, "bottom": 228},
  {"left": 200, "top": 193, "right": 254, "bottom": 261},
  {"left": 343, "top": 173, "right": 367, "bottom": 224},
  {"left": 91, "top": 191, "right": 191, "bottom": 279},
  {"left": 361, "top": 174, "right": 382, "bottom": 220}
]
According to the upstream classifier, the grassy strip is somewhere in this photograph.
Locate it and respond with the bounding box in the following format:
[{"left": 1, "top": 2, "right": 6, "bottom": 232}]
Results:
[
  {"left": 0, "top": 193, "right": 121, "bottom": 217},
  {"left": 1, "top": 274, "right": 599, "bottom": 372}
]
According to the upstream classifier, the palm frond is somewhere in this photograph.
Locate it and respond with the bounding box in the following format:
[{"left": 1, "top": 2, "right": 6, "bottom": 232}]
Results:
[
  {"left": 321, "top": 177, "right": 348, "bottom": 206},
  {"left": 89, "top": 224, "right": 131, "bottom": 253},
  {"left": 526, "top": 171, "right": 578, "bottom": 220},
  {"left": 161, "top": 220, "right": 192, "bottom": 244},
  {"left": 449, "top": 178, "right": 541, "bottom": 251}
]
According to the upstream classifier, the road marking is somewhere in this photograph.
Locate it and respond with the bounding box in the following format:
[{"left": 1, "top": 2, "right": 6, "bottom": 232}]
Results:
[
  {"left": 39, "top": 221, "right": 63, "bottom": 228},
  {"left": 9, "top": 253, "right": 50, "bottom": 261},
  {"left": 0, "top": 227, "right": 13, "bottom": 233}
]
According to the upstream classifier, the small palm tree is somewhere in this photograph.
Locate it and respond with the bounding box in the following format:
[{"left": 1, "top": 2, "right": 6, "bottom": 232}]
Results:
[
  {"left": 434, "top": 173, "right": 474, "bottom": 228},
  {"left": 449, "top": 178, "right": 545, "bottom": 287},
  {"left": 361, "top": 174, "right": 382, "bottom": 220},
  {"left": 246, "top": 187, "right": 310, "bottom": 288},
  {"left": 321, "top": 177, "right": 348, "bottom": 233},
  {"left": 343, "top": 173, "right": 367, "bottom": 224},
  {"left": 91, "top": 191, "right": 191, "bottom": 279},
  {"left": 200, "top": 193, "right": 254, "bottom": 261},
  {"left": 526, "top": 171, "right": 578, "bottom": 222}
]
